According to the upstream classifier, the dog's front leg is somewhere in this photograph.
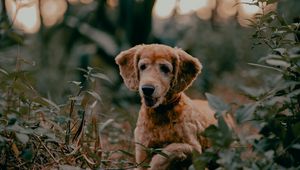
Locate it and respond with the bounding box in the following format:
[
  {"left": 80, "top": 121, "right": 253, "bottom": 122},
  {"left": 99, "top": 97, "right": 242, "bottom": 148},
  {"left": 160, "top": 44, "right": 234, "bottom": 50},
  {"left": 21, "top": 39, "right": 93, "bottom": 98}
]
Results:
[
  {"left": 149, "top": 143, "right": 194, "bottom": 170},
  {"left": 134, "top": 143, "right": 150, "bottom": 170},
  {"left": 134, "top": 126, "right": 151, "bottom": 170}
]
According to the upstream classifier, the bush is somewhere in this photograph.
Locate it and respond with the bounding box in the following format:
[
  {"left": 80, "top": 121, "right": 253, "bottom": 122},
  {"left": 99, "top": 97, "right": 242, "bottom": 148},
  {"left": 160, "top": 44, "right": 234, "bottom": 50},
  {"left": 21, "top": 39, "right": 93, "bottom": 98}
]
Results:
[
  {"left": 194, "top": 0, "right": 300, "bottom": 169},
  {"left": 0, "top": 61, "right": 137, "bottom": 169}
]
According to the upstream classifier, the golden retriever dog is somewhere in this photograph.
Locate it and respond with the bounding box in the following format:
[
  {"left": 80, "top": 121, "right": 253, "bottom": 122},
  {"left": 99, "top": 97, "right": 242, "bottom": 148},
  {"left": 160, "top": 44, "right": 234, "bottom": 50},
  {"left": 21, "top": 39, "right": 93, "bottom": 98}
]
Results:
[{"left": 115, "top": 44, "right": 216, "bottom": 170}]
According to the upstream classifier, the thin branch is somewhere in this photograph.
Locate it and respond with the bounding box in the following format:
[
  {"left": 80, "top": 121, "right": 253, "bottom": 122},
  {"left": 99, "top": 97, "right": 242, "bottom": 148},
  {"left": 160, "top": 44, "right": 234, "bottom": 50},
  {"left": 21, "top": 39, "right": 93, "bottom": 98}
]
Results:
[
  {"left": 65, "top": 87, "right": 83, "bottom": 145},
  {"left": 34, "top": 134, "right": 59, "bottom": 164}
]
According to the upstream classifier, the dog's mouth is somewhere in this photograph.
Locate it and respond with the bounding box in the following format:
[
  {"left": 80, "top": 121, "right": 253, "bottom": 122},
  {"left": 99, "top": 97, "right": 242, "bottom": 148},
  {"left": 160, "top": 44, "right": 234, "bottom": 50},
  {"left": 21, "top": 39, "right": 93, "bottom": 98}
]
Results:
[{"left": 143, "top": 96, "right": 158, "bottom": 107}]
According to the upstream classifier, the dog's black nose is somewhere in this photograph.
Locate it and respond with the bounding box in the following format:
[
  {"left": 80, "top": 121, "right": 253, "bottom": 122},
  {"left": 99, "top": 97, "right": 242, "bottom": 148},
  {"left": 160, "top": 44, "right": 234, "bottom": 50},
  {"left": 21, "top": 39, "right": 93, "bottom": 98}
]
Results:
[{"left": 142, "top": 85, "right": 155, "bottom": 96}]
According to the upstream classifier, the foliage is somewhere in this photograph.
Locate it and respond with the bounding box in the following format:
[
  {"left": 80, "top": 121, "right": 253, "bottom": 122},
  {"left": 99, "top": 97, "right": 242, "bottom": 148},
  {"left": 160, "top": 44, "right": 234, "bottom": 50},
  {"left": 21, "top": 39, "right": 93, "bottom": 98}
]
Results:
[
  {"left": 194, "top": 0, "right": 300, "bottom": 169},
  {"left": 0, "top": 57, "right": 139, "bottom": 169}
]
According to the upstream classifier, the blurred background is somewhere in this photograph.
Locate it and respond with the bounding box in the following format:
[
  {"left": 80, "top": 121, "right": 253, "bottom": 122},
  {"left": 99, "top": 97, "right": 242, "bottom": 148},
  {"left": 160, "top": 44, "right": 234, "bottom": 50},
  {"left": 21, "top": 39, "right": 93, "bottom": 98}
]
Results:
[{"left": 0, "top": 0, "right": 299, "bottom": 154}]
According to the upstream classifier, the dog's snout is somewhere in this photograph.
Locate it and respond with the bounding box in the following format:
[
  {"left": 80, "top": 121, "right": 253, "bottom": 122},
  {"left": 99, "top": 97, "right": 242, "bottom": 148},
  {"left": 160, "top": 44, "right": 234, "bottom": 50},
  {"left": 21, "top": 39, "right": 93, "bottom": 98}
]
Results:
[{"left": 142, "top": 85, "right": 155, "bottom": 96}]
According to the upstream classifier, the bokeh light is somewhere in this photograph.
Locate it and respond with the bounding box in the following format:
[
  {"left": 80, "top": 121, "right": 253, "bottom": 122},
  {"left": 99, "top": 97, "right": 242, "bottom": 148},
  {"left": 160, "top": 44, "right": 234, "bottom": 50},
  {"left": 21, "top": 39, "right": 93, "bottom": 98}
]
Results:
[
  {"left": 196, "top": 0, "right": 216, "bottom": 20},
  {"left": 216, "top": 0, "right": 238, "bottom": 20},
  {"left": 238, "top": 0, "right": 260, "bottom": 26},
  {"left": 41, "top": 0, "right": 67, "bottom": 27},
  {"left": 240, "top": 0, "right": 260, "bottom": 15},
  {"left": 153, "top": 0, "right": 177, "bottom": 19},
  {"left": 5, "top": 0, "right": 40, "bottom": 34},
  {"left": 107, "top": 0, "right": 118, "bottom": 8},
  {"left": 178, "top": 0, "right": 208, "bottom": 15},
  {"left": 5, "top": 0, "right": 277, "bottom": 33}
]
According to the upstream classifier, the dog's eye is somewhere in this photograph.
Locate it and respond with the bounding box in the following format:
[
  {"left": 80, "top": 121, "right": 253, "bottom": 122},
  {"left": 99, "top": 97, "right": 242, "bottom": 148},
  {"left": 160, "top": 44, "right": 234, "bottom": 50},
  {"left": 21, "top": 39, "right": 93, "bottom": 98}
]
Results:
[
  {"left": 160, "top": 64, "right": 170, "bottom": 74},
  {"left": 139, "top": 64, "right": 147, "bottom": 71}
]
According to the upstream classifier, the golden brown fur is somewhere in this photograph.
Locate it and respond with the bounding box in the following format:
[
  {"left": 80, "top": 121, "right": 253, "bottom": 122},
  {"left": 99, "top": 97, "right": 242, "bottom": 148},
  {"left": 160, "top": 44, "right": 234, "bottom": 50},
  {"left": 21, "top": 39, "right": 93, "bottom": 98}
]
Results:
[{"left": 115, "top": 44, "right": 216, "bottom": 170}]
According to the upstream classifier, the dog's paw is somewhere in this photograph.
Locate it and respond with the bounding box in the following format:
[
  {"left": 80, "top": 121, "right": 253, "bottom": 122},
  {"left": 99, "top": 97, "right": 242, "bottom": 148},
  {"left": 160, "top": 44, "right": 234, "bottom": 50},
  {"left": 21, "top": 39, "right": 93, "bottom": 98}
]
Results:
[{"left": 149, "top": 153, "right": 170, "bottom": 170}]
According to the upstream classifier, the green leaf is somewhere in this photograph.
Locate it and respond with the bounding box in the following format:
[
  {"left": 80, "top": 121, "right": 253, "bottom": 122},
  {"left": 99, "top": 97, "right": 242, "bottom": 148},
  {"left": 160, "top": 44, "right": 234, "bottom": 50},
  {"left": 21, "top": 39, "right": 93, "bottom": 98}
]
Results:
[
  {"left": 91, "top": 73, "right": 112, "bottom": 83},
  {"left": 202, "top": 125, "right": 219, "bottom": 138},
  {"left": 41, "top": 97, "right": 60, "bottom": 111},
  {"left": 217, "top": 150, "right": 235, "bottom": 165},
  {"left": 54, "top": 115, "right": 69, "bottom": 124},
  {"left": 203, "top": 117, "right": 233, "bottom": 148},
  {"left": 20, "top": 148, "right": 33, "bottom": 161},
  {"left": 69, "top": 95, "right": 83, "bottom": 102},
  {"left": 7, "top": 114, "right": 17, "bottom": 125},
  {"left": 0, "top": 68, "right": 8, "bottom": 75},
  {"left": 86, "top": 90, "right": 102, "bottom": 102},
  {"left": 135, "top": 142, "right": 147, "bottom": 148},
  {"left": 16, "top": 133, "right": 29, "bottom": 144},
  {"left": 291, "top": 144, "right": 300, "bottom": 150},
  {"left": 99, "top": 118, "right": 114, "bottom": 132},
  {"left": 264, "top": 150, "right": 274, "bottom": 160},
  {"left": 265, "top": 96, "right": 289, "bottom": 106},
  {"left": 19, "top": 58, "right": 36, "bottom": 66},
  {"left": 76, "top": 67, "right": 88, "bottom": 73},
  {"left": 188, "top": 165, "right": 196, "bottom": 170},
  {"left": 265, "top": 59, "right": 290, "bottom": 68},
  {"left": 235, "top": 103, "right": 257, "bottom": 124},
  {"left": 34, "top": 127, "right": 56, "bottom": 140},
  {"left": 0, "top": 135, "right": 8, "bottom": 142},
  {"left": 205, "top": 93, "right": 230, "bottom": 112},
  {"left": 69, "top": 81, "right": 82, "bottom": 86},
  {"left": 239, "top": 85, "right": 266, "bottom": 99},
  {"left": 7, "top": 31, "right": 24, "bottom": 44},
  {"left": 259, "top": 54, "right": 281, "bottom": 63},
  {"left": 248, "top": 63, "right": 283, "bottom": 73},
  {"left": 153, "top": 149, "right": 169, "bottom": 158},
  {"left": 87, "top": 66, "right": 93, "bottom": 72},
  {"left": 273, "top": 48, "right": 286, "bottom": 55},
  {"left": 214, "top": 111, "right": 223, "bottom": 118},
  {"left": 218, "top": 116, "right": 233, "bottom": 147},
  {"left": 139, "top": 163, "right": 151, "bottom": 168},
  {"left": 292, "top": 122, "right": 300, "bottom": 137},
  {"left": 287, "top": 89, "right": 300, "bottom": 98},
  {"left": 118, "top": 149, "right": 134, "bottom": 157},
  {"left": 191, "top": 150, "right": 207, "bottom": 170}
]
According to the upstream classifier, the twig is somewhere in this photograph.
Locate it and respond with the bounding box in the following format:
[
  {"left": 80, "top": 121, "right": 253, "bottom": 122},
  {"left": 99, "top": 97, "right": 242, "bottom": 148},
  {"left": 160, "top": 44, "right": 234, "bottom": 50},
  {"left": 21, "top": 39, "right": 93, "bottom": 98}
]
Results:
[
  {"left": 248, "top": 63, "right": 283, "bottom": 73},
  {"left": 72, "top": 111, "right": 85, "bottom": 142},
  {"left": 65, "top": 88, "right": 82, "bottom": 145},
  {"left": 34, "top": 134, "right": 59, "bottom": 164},
  {"left": 103, "top": 156, "right": 150, "bottom": 170},
  {"left": 30, "top": 141, "right": 42, "bottom": 165}
]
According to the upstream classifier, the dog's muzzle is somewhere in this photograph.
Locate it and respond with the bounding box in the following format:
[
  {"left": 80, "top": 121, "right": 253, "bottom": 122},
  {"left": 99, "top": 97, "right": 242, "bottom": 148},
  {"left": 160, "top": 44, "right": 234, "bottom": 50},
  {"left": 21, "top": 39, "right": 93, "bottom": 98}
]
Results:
[
  {"left": 141, "top": 85, "right": 157, "bottom": 107},
  {"left": 142, "top": 85, "right": 155, "bottom": 96}
]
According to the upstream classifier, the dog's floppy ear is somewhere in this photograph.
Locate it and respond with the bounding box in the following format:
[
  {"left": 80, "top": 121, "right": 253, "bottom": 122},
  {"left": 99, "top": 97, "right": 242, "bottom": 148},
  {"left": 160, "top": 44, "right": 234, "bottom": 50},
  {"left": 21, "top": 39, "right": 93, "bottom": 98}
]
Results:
[
  {"left": 171, "top": 48, "right": 202, "bottom": 93},
  {"left": 115, "top": 45, "right": 142, "bottom": 91}
]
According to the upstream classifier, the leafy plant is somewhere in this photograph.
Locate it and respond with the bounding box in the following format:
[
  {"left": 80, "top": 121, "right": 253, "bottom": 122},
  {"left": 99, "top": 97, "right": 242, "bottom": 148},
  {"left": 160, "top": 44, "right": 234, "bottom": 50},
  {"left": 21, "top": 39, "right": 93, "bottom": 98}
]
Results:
[
  {"left": 0, "top": 53, "right": 139, "bottom": 169},
  {"left": 194, "top": 0, "right": 300, "bottom": 169}
]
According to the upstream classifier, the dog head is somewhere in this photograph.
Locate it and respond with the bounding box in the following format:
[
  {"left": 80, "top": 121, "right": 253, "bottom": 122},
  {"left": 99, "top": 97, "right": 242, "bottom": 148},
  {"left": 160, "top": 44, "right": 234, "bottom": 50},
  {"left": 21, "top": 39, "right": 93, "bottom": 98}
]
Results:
[{"left": 115, "top": 44, "right": 202, "bottom": 108}]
